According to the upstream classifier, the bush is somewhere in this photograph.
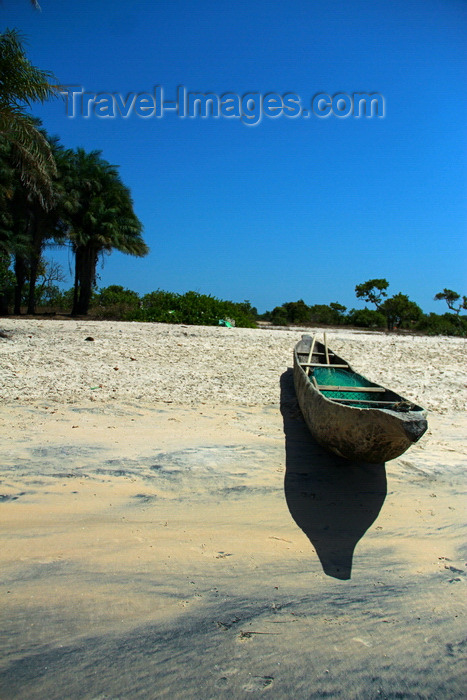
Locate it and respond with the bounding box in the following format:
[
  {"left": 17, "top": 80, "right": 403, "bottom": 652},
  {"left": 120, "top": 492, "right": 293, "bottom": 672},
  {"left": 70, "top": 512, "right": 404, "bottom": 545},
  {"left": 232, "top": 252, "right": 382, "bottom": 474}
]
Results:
[
  {"left": 347, "top": 308, "right": 386, "bottom": 328},
  {"left": 269, "top": 306, "right": 288, "bottom": 325},
  {"left": 41, "top": 286, "right": 75, "bottom": 312},
  {"left": 416, "top": 312, "right": 467, "bottom": 337},
  {"left": 131, "top": 290, "right": 257, "bottom": 328},
  {"left": 91, "top": 285, "right": 140, "bottom": 320}
]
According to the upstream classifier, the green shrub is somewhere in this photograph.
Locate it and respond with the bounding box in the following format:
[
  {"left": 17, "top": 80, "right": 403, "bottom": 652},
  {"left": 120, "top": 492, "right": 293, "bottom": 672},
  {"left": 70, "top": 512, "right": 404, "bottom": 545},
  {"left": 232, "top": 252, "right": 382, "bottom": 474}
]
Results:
[
  {"left": 130, "top": 290, "right": 256, "bottom": 328},
  {"left": 42, "top": 287, "right": 74, "bottom": 312},
  {"left": 34, "top": 284, "right": 63, "bottom": 309},
  {"left": 270, "top": 306, "right": 289, "bottom": 325},
  {"left": 346, "top": 308, "right": 386, "bottom": 328},
  {"left": 416, "top": 312, "right": 467, "bottom": 337},
  {"left": 91, "top": 285, "right": 140, "bottom": 320}
]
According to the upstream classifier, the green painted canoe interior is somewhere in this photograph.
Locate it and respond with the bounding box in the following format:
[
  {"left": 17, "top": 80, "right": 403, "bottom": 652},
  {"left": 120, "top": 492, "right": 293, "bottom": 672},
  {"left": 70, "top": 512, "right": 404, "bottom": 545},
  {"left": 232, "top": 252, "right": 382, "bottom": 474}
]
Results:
[{"left": 311, "top": 367, "right": 382, "bottom": 405}]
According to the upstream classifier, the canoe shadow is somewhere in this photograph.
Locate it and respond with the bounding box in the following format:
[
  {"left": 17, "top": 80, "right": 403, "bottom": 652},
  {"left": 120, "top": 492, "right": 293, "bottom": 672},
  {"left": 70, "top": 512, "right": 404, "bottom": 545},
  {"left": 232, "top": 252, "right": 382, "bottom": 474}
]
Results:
[{"left": 280, "top": 369, "right": 387, "bottom": 580}]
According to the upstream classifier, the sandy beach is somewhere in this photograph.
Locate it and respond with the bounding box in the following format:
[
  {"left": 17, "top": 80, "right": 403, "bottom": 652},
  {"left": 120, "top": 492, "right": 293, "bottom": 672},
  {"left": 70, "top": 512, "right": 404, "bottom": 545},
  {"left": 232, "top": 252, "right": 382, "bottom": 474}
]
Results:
[{"left": 0, "top": 319, "right": 466, "bottom": 699}]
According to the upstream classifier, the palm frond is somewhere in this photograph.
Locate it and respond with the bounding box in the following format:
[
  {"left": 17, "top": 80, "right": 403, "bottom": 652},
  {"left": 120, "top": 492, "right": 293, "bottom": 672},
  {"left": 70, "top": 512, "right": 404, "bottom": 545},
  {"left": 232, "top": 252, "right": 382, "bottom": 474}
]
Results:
[
  {"left": 0, "top": 29, "right": 61, "bottom": 209},
  {"left": 0, "top": 116, "right": 57, "bottom": 209}
]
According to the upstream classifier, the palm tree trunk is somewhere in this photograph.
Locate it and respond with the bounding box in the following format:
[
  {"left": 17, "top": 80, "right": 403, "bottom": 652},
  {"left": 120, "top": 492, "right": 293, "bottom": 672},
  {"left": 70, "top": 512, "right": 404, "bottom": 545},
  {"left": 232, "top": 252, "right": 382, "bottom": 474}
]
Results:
[
  {"left": 77, "top": 246, "right": 97, "bottom": 315},
  {"left": 26, "top": 213, "right": 49, "bottom": 315},
  {"left": 73, "top": 245, "right": 98, "bottom": 315},
  {"left": 13, "top": 254, "right": 27, "bottom": 315},
  {"left": 0, "top": 282, "right": 9, "bottom": 314},
  {"left": 0, "top": 290, "right": 9, "bottom": 315},
  {"left": 0, "top": 254, "right": 11, "bottom": 315},
  {"left": 71, "top": 246, "right": 83, "bottom": 316},
  {"left": 26, "top": 241, "right": 41, "bottom": 315}
]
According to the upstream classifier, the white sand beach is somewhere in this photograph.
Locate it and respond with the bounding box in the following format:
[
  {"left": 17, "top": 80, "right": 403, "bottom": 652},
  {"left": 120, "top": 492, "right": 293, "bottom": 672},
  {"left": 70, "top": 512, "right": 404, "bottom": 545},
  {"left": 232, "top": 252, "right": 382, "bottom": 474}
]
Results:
[{"left": 0, "top": 319, "right": 466, "bottom": 699}]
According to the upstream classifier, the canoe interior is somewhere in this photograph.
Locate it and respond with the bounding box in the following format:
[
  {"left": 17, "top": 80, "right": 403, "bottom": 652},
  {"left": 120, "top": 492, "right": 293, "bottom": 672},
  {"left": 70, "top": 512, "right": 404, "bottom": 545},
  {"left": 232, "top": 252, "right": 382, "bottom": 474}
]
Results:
[{"left": 312, "top": 366, "right": 388, "bottom": 405}]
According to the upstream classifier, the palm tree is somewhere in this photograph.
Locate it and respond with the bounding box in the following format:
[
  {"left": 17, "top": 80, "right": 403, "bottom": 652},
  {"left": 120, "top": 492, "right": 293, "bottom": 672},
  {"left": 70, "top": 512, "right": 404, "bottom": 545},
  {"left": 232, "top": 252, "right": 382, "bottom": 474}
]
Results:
[
  {"left": 62, "top": 149, "right": 148, "bottom": 316},
  {"left": 0, "top": 137, "right": 16, "bottom": 257},
  {"left": 0, "top": 29, "right": 63, "bottom": 317},
  {"left": 22, "top": 135, "right": 70, "bottom": 313},
  {"left": 0, "top": 140, "right": 17, "bottom": 313},
  {"left": 0, "top": 137, "right": 31, "bottom": 313},
  {"left": 0, "top": 28, "right": 60, "bottom": 208},
  {"left": 0, "top": 128, "right": 68, "bottom": 314}
]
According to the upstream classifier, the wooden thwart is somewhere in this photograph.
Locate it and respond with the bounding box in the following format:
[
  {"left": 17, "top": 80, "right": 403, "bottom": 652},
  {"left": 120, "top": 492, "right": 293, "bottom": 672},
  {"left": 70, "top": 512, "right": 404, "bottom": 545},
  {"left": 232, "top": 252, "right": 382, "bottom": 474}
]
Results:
[
  {"left": 330, "top": 397, "right": 397, "bottom": 405},
  {"left": 318, "top": 385, "right": 385, "bottom": 393},
  {"left": 300, "top": 362, "right": 349, "bottom": 368}
]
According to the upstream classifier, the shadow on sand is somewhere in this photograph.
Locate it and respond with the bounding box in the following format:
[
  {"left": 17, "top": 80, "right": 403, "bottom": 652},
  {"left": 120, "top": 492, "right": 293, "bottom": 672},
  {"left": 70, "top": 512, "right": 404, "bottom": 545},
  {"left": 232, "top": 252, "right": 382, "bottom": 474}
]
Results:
[{"left": 281, "top": 369, "right": 387, "bottom": 580}]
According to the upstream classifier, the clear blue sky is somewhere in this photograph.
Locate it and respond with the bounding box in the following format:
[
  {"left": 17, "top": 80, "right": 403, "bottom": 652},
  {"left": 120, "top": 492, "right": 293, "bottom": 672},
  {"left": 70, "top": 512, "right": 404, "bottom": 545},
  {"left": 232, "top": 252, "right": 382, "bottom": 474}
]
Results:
[{"left": 2, "top": 0, "right": 466, "bottom": 313}]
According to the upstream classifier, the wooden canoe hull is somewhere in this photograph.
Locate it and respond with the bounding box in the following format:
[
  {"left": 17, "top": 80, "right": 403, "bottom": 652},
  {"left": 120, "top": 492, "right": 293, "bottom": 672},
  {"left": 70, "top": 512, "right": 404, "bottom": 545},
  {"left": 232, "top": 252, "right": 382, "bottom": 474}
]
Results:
[{"left": 293, "top": 336, "right": 428, "bottom": 463}]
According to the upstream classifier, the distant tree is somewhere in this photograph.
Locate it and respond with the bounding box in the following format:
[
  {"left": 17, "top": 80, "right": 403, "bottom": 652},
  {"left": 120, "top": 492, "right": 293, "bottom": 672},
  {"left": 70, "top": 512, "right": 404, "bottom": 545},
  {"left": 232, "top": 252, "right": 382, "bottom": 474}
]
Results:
[
  {"left": 355, "top": 278, "right": 389, "bottom": 311},
  {"left": 270, "top": 305, "right": 289, "bottom": 326},
  {"left": 329, "top": 302, "right": 347, "bottom": 324},
  {"left": 269, "top": 300, "right": 347, "bottom": 326},
  {"left": 434, "top": 288, "right": 467, "bottom": 316},
  {"left": 380, "top": 293, "right": 422, "bottom": 331},
  {"left": 282, "top": 299, "right": 310, "bottom": 324},
  {"left": 239, "top": 300, "right": 257, "bottom": 318},
  {"left": 329, "top": 302, "right": 346, "bottom": 316},
  {"left": 308, "top": 304, "right": 335, "bottom": 325},
  {"left": 269, "top": 299, "right": 311, "bottom": 325},
  {"left": 21, "top": 258, "right": 66, "bottom": 308}
]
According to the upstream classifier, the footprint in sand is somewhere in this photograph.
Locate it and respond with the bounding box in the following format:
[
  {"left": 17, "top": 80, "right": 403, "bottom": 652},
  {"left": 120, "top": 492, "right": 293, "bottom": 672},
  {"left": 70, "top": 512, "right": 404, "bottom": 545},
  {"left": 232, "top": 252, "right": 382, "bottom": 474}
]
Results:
[
  {"left": 214, "top": 667, "right": 239, "bottom": 688},
  {"left": 242, "top": 676, "right": 274, "bottom": 691}
]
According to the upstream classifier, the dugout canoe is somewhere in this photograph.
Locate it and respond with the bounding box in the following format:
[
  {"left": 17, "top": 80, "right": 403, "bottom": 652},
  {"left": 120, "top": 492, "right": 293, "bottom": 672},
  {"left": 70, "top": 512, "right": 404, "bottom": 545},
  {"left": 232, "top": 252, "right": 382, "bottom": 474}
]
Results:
[{"left": 293, "top": 334, "right": 428, "bottom": 463}]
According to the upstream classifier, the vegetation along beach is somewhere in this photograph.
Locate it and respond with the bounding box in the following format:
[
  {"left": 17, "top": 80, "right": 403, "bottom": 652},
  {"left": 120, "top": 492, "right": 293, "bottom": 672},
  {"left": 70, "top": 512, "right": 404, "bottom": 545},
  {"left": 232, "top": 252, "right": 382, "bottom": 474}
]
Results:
[{"left": 0, "top": 319, "right": 466, "bottom": 699}]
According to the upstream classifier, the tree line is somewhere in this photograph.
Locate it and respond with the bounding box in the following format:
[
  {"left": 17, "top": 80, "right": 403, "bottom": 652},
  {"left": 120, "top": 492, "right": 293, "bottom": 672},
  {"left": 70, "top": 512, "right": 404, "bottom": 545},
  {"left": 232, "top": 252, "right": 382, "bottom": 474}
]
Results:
[
  {"left": 264, "top": 279, "right": 467, "bottom": 336},
  {"left": 4, "top": 275, "right": 464, "bottom": 335},
  {"left": 0, "top": 29, "right": 148, "bottom": 317}
]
